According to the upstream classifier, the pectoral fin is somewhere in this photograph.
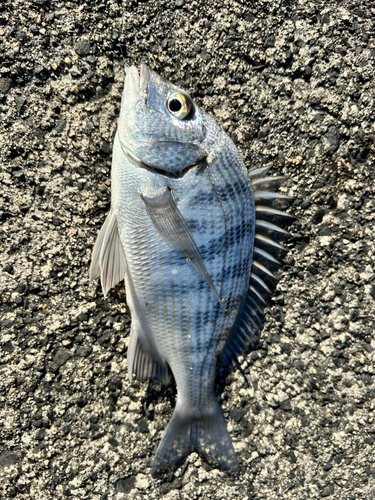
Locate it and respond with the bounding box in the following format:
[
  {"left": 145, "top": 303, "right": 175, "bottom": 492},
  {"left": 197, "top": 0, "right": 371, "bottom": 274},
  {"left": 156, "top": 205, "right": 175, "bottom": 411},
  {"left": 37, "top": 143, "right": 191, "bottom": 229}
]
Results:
[
  {"left": 89, "top": 211, "right": 127, "bottom": 297},
  {"left": 141, "top": 188, "right": 223, "bottom": 308}
]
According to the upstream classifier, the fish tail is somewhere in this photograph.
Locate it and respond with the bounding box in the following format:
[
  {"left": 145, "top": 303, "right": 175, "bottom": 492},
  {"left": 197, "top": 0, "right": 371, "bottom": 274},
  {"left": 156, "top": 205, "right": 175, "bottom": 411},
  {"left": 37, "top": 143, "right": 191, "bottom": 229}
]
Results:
[{"left": 151, "top": 398, "right": 239, "bottom": 477}]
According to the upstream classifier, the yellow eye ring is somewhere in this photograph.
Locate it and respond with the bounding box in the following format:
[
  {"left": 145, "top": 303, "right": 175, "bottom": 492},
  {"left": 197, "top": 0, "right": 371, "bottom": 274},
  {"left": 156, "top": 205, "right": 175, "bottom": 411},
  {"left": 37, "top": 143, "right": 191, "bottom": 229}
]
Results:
[{"left": 167, "top": 92, "right": 193, "bottom": 120}]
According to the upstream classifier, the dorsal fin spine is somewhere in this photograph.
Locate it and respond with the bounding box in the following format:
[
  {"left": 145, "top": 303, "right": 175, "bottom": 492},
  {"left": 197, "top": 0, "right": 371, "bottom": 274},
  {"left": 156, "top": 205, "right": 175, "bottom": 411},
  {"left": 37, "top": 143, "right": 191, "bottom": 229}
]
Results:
[{"left": 221, "top": 168, "right": 293, "bottom": 369}]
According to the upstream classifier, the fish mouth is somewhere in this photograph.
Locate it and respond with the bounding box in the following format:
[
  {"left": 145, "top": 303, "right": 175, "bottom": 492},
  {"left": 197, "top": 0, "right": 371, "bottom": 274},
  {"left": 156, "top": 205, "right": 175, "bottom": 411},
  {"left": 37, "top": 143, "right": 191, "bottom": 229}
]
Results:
[
  {"left": 122, "top": 144, "right": 206, "bottom": 179},
  {"left": 124, "top": 62, "right": 149, "bottom": 102},
  {"left": 138, "top": 63, "right": 149, "bottom": 97},
  {"left": 125, "top": 63, "right": 150, "bottom": 104}
]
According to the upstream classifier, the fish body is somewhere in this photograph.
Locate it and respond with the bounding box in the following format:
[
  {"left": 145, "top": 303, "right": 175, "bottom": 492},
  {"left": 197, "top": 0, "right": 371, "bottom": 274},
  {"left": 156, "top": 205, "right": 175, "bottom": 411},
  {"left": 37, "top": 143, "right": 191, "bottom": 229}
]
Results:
[{"left": 90, "top": 64, "right": 291, "bottom": 476}]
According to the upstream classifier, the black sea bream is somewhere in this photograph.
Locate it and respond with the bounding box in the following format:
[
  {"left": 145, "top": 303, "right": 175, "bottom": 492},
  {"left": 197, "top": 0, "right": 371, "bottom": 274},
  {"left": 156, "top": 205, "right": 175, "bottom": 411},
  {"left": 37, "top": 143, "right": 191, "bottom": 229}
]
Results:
[{"left": 90, "top": 64, "right": 292, "bottom": 476}]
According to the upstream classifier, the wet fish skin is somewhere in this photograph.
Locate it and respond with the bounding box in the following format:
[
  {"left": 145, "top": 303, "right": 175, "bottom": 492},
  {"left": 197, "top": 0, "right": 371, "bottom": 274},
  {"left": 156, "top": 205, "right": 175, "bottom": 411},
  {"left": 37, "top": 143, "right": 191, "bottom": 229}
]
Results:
[{"left": 91, "top": 64, "right": 257, "bottom": 476}]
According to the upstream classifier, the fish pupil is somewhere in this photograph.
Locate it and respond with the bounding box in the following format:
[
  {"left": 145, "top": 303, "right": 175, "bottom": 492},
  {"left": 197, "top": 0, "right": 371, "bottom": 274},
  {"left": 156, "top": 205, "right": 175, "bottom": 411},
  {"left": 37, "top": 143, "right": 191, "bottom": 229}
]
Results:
[{"left": 169, "top": 99, "right": 182, "bottom": 112}]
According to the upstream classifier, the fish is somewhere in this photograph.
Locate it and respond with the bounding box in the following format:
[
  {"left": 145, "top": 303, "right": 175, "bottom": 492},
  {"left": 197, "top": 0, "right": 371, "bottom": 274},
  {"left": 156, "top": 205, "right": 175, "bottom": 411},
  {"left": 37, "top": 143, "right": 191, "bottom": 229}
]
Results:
[{"left": 90, "top": 63, "right": 292, "bottom": 477}]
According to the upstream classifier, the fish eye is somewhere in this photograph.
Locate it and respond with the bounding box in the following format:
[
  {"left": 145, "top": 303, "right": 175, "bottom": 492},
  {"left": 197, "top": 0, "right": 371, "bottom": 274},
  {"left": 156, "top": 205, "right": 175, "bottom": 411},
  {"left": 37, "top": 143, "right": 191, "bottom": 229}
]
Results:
[{"left": 167, "top": 92, "right": 193, "bottom": 120}]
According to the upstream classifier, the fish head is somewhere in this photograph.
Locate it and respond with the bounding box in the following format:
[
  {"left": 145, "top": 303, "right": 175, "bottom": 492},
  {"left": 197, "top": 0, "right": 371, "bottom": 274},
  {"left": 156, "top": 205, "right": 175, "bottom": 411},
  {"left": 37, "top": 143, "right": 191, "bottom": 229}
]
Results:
[{"left": 118, "top": 63, "right": 207, "bottom": 177}]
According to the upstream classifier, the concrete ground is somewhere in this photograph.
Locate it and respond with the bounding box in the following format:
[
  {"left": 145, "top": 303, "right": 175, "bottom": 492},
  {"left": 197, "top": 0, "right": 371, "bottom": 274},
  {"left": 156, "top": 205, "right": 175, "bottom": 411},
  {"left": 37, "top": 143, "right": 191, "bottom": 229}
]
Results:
[{"left": 1, "top": 0, "right": 374, "bottom": 498}]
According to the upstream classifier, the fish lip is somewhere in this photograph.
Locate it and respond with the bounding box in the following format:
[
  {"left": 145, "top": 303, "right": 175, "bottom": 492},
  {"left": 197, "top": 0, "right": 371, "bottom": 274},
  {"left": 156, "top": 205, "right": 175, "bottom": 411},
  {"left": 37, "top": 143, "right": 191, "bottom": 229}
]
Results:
[
  {"left": 124, "top": 63, "right": 149, "bottom": 102},
  {"left": 121, "top": 144, "right": 206, "bottom": 179},
  {"left": 139, "top": 63, "right": 149, "bottom": 97}
]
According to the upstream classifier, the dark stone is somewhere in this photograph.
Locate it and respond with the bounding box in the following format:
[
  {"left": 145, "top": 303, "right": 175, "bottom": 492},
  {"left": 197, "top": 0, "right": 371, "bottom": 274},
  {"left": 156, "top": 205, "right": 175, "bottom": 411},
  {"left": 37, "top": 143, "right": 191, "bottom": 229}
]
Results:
[
  {"left": 230, "top": 407, "right": 246, "bottom": 422},
  {"left": 4, "top": 265, "right": 14, "bottom": 274},
  {"left": 311, "top": 209, "right": 326, "bottom": 224},
  {"left": 161, "top": 478, "right": 183, "bottom": 494},
  {"left": 0, "top": 451, "right": 20, "bottom": 468},
  {"left": 76, "top": 396, "right": 87, "bottom": 408},
  {"left": 92, "top": 431, "right": 106, "bottom": 440},
  {"left": 74, "top": 40, "right": 91, "bottom": 56},
  {"left": 35, "top": 428, "right": 46, "bottom": 440},
  {"left": 14, "top": 96, "right": 26, "bottom": 111},
  {"left": 60, "top": 424, "right": 70, "bottom": 436},
  {"left": 259, "top": 127, "right": 269, "bottom": 138},
  {"left": 55, "top": 119, "right": 67, "bottom": 134},
  {"left": 0, "top": 77, "right": 11, "bottom": 94},
  {"left": 278, "top": 151, "right": 285, "bottom": 164},
  {"left": 313, "top": 179, "right": 325, "bottom": 189},
  {"left": 325, "top": 126, "right": 340, "bottom": 154},
  {"left": 89, "top": 414, "right": 99, "bottom": 424},
  {"left": 98, "top": 333, "right": 111, "bottom": 347},
  {"left": 321, "top": 486, "right": 332, "bottom": 497},
  {"left": 77, "top": 312, "right": 89, "bottom": 322},
  {"left": 52, "top": 348, "right": 72, "bottom": 369},
  {"left": 242, "top": 420, "right": 254, "bottom": 437},
  {"left": 323, "top": 462, "right": 333, "bottom": 471},
  {"left": 318, "top": 224, "right": 331, "bottom": 236},
  {"left": 301, "top": 417, "right": 309, "bottom": 427},
  {"left": 101, "top": 142, "right": 111, "bottom": 154},
  {"left": 3, "top": 341, "right": 15, "bottom": 353},
  {"left": 32, "top": 419, "right": 43, "bottom": 428},
  {"left": 280, "top": 399, "right": 292, "bottom": 411},
  {"left": 115, "top": 476, "right": 135, "bottom": 494},
  {"left": 74, "top": 334, "right": 84, "bottom": 344},
  {"left": 23, "top": 316, "right": 38, "bottom": 325},
  {"left": 108, "top": 437, "right": 119, "bottom": 447},
  {"left": 282, "top": 343, "right": 292, "bottom": 355},
  {"left": 264, "top": 35, "right": 275, "bottom": 48},
  {"left": 334, "top": 454, "right": 343, "bottom": 464},
  {"left": 245, "top": 13, "right": 255, "bottom": 22},
  {"left": 108, "top": 377, "right": 122, "bottom": 391},
  {"left": 16, "top": 30, "right": 26, "bottom": 42},
  {"left": 34, "top": 128, "right": 45, "bottom": 143},
  {"left": 76, "top": 346, "right": 92, "bottom": 357},
  {"left": 138, "top": 418, "right": 149, "bottom": 433}
]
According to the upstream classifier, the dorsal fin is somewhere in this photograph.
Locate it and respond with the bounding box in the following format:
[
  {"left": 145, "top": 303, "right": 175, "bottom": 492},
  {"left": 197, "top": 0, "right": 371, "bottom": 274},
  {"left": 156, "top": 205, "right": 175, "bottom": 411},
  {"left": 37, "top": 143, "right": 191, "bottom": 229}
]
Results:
[{"left": 220, "top": 166, "right": 294, "bottom": 369}]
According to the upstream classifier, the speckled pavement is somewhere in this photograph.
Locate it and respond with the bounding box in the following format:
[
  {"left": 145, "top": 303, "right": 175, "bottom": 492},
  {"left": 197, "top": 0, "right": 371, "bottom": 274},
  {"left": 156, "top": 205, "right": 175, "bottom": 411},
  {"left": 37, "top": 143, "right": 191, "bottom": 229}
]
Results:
[{"left": 1, "top": 0, "right": 374, "bottom": 499}]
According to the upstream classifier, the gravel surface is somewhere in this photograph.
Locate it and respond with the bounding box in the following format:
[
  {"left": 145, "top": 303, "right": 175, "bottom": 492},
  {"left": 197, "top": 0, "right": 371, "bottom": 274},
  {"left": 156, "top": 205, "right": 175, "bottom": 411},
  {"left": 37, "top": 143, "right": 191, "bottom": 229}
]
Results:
[{"left": 1, "top": 0, "right": 375, "bottom": 499}]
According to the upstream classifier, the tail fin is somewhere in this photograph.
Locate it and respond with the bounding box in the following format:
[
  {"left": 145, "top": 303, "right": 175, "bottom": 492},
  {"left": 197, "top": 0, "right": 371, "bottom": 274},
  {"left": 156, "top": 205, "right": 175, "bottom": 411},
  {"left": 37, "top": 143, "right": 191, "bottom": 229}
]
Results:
[{"left": 151, "top": 399, "right": 239, "bottom": 477}]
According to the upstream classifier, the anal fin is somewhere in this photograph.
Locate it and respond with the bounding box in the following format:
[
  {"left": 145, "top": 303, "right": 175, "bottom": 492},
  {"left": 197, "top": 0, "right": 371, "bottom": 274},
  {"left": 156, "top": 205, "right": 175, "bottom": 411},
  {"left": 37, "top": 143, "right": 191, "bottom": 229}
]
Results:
[{"left": 90, "top": 211, "right": 127, "bottom": 297}]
